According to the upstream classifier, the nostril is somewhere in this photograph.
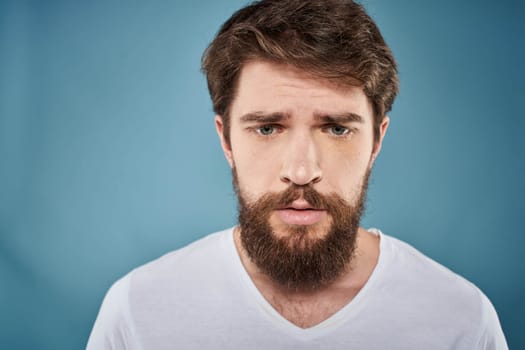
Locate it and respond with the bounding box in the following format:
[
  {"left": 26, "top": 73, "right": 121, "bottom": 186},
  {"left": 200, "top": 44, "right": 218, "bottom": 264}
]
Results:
[
  {"left": 280, "top": 174, "right": 292, "bottom": 184},
  {"left": 280, "top": 164, "right": 322, "bottom": 186},
  {"left": 311, "top": 175, "right": 322, "bottom": 184}
]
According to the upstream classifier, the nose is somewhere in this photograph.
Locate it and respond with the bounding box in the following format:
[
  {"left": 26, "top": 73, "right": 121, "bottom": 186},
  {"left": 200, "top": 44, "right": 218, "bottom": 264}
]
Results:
[{"left": 279, "top": 130, "right": 322, "bottom": 186}]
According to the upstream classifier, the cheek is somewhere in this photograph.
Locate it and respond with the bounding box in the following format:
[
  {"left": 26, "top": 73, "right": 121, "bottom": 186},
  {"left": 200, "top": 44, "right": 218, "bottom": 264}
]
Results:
[
  {"left": 320, "top": 145, "right": 371, "bottom": 198},
  {"left": 231, "top": 138, "right": 282, "bottom": 197}
]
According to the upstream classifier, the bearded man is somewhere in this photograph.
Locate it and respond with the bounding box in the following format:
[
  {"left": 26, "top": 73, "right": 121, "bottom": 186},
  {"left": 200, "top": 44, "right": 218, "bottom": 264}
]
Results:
[{"left": 87, "top": 1, "right": 507, "bottom": 349}]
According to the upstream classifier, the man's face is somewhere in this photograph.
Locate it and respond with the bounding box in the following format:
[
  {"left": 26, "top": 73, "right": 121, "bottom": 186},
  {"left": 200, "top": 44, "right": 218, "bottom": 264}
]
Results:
[{"left": 216, "top": 61, "right": 388, "bottom": 289}]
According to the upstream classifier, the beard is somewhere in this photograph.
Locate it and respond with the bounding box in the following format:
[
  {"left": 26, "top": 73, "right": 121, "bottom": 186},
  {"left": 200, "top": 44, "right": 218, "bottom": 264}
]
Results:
[{"left": 234, "top": 169, "right": 370, "bottom": 292}]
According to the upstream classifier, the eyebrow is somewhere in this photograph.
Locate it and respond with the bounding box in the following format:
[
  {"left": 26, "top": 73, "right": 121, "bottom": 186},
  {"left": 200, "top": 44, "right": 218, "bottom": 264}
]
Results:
[
  {"left": 314, "top": 112, "right": 364, "bottom": 124},
  {"left": 240, "top": 112, "right": 290, "bottom": 123},
  {"left": 239, "top": 111, "right": 364, "bottom": 124}
]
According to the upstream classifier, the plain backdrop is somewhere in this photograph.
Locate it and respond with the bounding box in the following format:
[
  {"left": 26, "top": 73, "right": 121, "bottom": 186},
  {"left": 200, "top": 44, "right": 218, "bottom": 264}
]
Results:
[{"left": 1, "top": 0, "right": 523, "bottom": 348}]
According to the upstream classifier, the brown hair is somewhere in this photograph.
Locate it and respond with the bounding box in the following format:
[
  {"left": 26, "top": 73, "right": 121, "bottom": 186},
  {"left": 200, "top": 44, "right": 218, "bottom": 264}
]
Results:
[{"left": 202, "top": 0, "right": 398, "bottom": 144}]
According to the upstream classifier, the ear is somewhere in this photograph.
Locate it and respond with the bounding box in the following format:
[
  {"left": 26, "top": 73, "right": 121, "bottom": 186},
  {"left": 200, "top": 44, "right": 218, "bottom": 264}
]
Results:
[
  {"left": 215, "top": 115, "right": 234, "bottom": 168},
  {"left": 370, "top": 116, "right": 390, "bottom": 167}
]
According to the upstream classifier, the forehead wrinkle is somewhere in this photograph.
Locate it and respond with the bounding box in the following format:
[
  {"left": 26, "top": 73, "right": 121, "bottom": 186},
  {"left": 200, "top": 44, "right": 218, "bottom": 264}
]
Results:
[{"left": 231, "top": 61, "right": 372, "bottom": 122}]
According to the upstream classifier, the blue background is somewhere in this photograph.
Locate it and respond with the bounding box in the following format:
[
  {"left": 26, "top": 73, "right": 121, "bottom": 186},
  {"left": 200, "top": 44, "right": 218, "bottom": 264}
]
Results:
[{"left": 1, "top": 0, "right": 523, "bottom": 348}]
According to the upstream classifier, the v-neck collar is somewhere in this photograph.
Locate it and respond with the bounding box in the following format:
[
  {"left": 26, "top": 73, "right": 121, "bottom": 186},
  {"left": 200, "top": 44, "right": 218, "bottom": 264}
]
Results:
[{"left": 225, "top": 227, "right": 388, "bottom": 340}]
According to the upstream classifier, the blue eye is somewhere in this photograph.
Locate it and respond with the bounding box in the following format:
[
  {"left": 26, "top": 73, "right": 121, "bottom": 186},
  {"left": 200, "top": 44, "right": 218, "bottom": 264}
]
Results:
[
  {"left": 329, "top": 125, "right": 349, "bottom": 136},
  {"left": 257, "top": 125, "right": 275, "bottom": 135}
]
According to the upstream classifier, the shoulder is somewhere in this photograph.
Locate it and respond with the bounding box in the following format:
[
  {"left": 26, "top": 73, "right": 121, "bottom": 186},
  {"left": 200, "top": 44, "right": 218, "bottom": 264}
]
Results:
[
  {"left": 86, "top": 273, "right": 136, "bottom": 349},
  {"left": 379, "top": 231, "right": 480, "bottom": 296},
  {"left": 127, "top": 227, "right": 235, "bottom": 296},
  {"left": 375, "top": 230, "right": 508, "bottom": 348},
  {"left": 87, "top": 227, "right": 235, "bottom": 348},
  {"left": 132, "top": 227, "right": 233, "bottom": 279}
]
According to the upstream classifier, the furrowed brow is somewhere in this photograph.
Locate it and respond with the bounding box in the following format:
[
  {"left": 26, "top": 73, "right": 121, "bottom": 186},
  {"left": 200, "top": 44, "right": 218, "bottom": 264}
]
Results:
[
  {"left": 240, "top": 112, "right": 290, "bottom": 123},
  {"left": 314, "top": 112, "right": 364, "bottom": 124}
]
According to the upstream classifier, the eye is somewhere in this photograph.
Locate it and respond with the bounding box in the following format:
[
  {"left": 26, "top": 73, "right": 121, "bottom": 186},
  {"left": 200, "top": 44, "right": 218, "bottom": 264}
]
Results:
[
  {"left": 256, "top": 125, "right": 277, "bottom": 136},
  {"left": 327, "top": 125, "right": 350, "bottom": 136}
]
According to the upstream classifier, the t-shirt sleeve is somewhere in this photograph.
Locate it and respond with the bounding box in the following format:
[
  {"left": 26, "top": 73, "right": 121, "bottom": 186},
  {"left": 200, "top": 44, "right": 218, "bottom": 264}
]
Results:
[
  {"left": 474, "top": 291, "right": 508, "bottom": 350},
  {"left": 86, "top": 274, "right": 136, "bottom": 350}
]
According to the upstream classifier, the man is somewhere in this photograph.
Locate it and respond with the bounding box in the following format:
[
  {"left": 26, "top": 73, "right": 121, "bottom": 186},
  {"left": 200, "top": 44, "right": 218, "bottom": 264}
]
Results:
[{"left": 87, "top": 0, "right": 507, "bottom": 349}]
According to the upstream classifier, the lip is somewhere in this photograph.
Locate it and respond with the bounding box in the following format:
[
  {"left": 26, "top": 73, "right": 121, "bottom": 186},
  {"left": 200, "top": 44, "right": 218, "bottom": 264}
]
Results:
[
  {"left": 280, "top": 199, "right": 318, "bottom": 210},
  {"left": 276, "top": 208, "right": 326, "bottom": 226}
]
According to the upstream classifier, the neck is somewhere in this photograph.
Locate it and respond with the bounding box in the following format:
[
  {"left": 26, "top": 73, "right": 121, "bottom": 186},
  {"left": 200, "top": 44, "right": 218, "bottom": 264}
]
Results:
[
  {"left": 233, "top": 226, "right": 379, "bottom": 328},
  {"left": 233, "top": 226, "right": 379, "bottom": 301}
]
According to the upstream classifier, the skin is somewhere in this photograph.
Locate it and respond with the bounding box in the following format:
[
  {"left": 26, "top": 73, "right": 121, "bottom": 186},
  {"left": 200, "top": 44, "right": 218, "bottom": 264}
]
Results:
[{"left": 215, "top": 60, "right": 389, "bottom": 328}]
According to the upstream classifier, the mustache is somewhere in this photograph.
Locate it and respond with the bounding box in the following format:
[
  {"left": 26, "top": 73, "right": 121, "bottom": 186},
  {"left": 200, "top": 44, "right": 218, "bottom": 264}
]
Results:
[{"left": 256, "top": 185, "right": 349, "bottom": 214}]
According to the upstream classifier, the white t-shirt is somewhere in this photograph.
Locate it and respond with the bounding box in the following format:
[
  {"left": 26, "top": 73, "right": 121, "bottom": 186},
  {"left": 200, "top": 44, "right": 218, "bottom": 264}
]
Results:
[{"left": 87, "top": 228, "right": 508, "bottom": 349}]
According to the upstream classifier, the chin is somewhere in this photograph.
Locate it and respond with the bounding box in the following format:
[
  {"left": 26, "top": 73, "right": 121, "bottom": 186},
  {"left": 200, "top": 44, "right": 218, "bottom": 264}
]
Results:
[{"left": 269, "top": 219, "right": 333, "bottom": 250}]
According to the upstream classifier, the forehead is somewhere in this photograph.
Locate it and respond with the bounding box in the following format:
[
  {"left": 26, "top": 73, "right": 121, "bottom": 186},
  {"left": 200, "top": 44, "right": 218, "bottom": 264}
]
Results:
[{"left": 230, "top": 60, "right": 373, "bottom": 120}]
